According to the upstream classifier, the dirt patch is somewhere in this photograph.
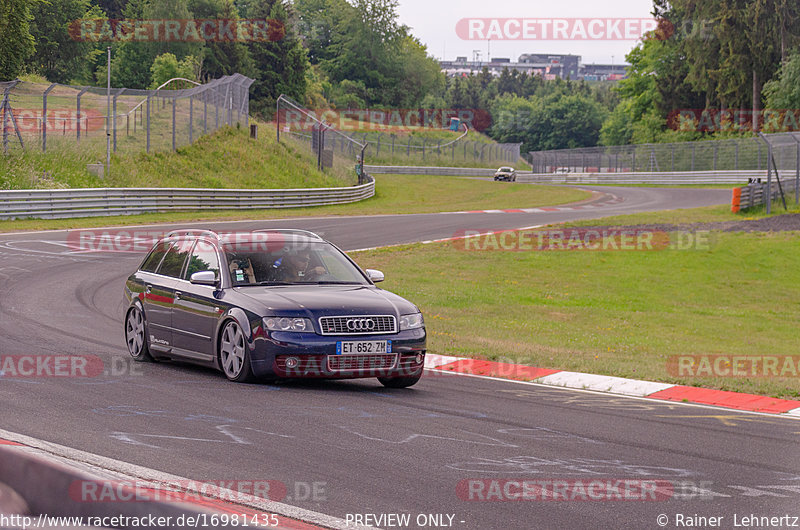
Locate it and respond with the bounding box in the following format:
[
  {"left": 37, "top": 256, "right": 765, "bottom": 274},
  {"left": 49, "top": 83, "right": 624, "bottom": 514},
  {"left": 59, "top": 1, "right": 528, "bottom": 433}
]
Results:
[{"left": 559, "top": 213, "right": 800, "bottom": 233}]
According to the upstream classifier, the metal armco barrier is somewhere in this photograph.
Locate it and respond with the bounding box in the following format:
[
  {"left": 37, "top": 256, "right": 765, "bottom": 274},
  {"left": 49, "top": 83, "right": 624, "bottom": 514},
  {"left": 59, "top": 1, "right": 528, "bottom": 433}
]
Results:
[
  {"left": 365, "top": 166, "right": 503, "bottom": 176},
  {"left": 515, "top": 170, "right": 769, "bottom": 185},
  {"left": 731, "top": 179, "right": 791, "bottom": 212},
  {"left": 0, "top": 177, "right": 374, "bottom": 220},
  {"left": 365, "top": 166, "right": 773, "bottom": 184}
]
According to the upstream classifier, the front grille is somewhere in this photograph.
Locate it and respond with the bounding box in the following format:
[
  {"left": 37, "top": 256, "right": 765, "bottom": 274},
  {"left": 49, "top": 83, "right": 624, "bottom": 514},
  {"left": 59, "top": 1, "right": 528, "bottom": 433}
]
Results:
[
  {"left": 328, "top": 354, "right": 398, "bottom": 372},
  {"left": 319, "top": 315, "right": 397, "bottom": 335}
]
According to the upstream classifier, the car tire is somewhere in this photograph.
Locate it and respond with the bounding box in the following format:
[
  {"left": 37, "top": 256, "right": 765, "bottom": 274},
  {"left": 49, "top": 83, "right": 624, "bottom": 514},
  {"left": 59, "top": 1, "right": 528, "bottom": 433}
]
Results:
[
  {"left": 378, "top": 373, "right": 422, "bottom": 388},
  {"left": 219, "top": 320, "right": 255, "bottom": 383},
  {"left": 125, "top": 303, "right": 153, "bottom": 362}
]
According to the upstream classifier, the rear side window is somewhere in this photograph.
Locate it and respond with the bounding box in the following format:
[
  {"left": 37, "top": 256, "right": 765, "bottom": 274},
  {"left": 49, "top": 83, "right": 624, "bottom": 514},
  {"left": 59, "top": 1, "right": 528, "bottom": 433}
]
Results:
[
  {"left": 140, "top": 241, "right": 170, "bottom": 273},
  {"left": 185, "top": 241, "right": 221, "bottom": 281},
  {"left": 156, "top": 240, "right": 192, "bottom": 278}
]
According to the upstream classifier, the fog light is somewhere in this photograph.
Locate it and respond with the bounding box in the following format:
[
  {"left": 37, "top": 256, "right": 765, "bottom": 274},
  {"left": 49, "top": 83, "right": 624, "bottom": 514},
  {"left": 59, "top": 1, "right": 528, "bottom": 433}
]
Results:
[
  {"left": 285, "top": 357, "right": 299, "bottom": 369},
  {"left": 415, "top": 353, "right": 424, "bottom": 364}
]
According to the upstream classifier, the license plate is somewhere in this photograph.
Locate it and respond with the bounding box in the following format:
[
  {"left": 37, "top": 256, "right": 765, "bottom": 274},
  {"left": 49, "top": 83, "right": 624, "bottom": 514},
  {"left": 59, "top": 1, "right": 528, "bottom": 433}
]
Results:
[{"left": 336, "top": 340, "right": 391, "bottom": 355}]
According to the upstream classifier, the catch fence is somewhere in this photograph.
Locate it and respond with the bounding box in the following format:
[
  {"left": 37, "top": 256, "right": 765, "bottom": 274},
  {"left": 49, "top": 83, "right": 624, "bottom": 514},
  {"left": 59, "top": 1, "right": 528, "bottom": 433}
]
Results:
[{"left": 0, "top": 74, "right": 254, "bottom": 158}]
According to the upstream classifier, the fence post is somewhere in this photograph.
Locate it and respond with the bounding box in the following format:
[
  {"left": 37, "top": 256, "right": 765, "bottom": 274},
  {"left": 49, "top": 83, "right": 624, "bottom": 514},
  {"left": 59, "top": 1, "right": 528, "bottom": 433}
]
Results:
[
  {"left": 172, "top": 96, "right": 176, "bottom": 151},
  {"left": 631, "top": 147, "right": 635, "bottom": 172},
  {"left": 42, "top": 84, "right": 56, "bottom": 152},
  {"left": 113, "top": 89, "right": 123, "bottom": 152},
  {"left": 691, "top": 143, "right": 695, "bottom": 171},
  {"left": 1, "top": 88, "right": 7, "bottom": 154},
  {"left": 189, "top": 94, "right": 193, "bottom": 144},
  {"left": 422, "top": 138, "right": 425, "bottom": 160},
  {"left": 735, "top": 141, "right": 739, "bottom": 170},
  {"left": 761, "top": 135, "right": 772, "bottom": 214},
  {"left": 146, "top": 94, "right": 151, "bottom": 153},
  {"left": 203, "top": 89, "right": 208, "bottom": 135},
  {"left": 77, "top": 87, "right": 89, "bottom": 143}
]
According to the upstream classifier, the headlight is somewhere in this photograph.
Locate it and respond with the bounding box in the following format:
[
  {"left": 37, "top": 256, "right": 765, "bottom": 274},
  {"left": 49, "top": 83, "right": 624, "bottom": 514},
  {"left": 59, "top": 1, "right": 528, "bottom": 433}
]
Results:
[
  {"left": 399, "top": 313, "right": 424, "bottom": 330},
  {"left": 263, "top": 317, "right": 313, "bottom": 332}
]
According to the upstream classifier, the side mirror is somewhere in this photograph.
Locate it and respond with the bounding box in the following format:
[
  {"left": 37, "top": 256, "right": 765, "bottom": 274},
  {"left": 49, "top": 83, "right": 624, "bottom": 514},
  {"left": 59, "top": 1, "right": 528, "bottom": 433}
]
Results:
[
  {"left": 365, "top": 269, "right": 384, "bottom": 283},
  {"left": 190, "top": 270, "right": 219, "bottom": 286}
]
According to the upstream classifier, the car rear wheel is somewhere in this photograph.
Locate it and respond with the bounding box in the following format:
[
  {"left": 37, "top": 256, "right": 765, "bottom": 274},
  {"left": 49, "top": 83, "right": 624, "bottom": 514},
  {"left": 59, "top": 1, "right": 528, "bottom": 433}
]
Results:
[
  {"left": 378, "top": 373, "right": 422, "bottom": 388},
  {"left": 125, "top": 304, "right": 153, "bottom": 362},
  {"left": 219, "top": 320, "right": 254, "bottom": 383}
]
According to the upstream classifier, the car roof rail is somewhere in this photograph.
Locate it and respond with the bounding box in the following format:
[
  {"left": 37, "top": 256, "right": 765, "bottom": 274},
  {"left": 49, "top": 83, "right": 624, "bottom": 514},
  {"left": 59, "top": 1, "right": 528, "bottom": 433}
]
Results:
[
  {"left": 164, "top": 229, "right": 221, "bottom": 240},
  {"left": 251, "top": 229, "right": 324, "bottom": 240}
]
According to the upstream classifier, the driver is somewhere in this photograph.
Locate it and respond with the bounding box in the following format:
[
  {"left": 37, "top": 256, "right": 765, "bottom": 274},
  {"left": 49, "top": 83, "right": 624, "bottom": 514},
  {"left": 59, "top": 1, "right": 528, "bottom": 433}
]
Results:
[{"left": 272, "top": 249, "right": 326, "bottom": 282}]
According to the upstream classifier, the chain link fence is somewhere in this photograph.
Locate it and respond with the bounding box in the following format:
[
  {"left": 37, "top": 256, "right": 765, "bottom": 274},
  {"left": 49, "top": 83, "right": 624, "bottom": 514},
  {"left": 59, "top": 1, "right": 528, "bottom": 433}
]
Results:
[
  {"left": 276, "top": 97, "right": 521, "bottom": 170},
  {"left": 1, "top": 74, "right": 253, "bottom": 160},
  {"left": 277, "top": 95, "right": 370, "bottom": 184},
  {"left": 526, "top": 132, "right": 800, "bottom": 175}
]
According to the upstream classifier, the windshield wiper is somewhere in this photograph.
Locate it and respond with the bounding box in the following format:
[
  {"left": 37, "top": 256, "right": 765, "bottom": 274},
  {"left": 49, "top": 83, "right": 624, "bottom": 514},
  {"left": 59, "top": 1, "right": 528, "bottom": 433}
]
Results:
[
  {"left": 310, "top": 281, "right": 364, "bottom": 285},
  {"left": 257, "top": 281, "right": 296, "bottom": 286}
]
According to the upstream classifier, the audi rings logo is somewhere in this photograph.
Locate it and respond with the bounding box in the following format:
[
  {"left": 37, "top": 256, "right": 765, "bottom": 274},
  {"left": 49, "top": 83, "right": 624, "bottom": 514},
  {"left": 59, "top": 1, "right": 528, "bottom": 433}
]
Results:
[{"left": 346, "top": 319, "right": 376, "bottom": 332}]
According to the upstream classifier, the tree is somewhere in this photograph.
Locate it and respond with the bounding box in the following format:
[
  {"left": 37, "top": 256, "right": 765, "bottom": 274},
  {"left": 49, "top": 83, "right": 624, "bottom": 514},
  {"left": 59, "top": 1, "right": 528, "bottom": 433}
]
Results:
[
  {"left": 29, "top": 0, "right": 105, "bottom": 84},
  {"left": 764, "top": 48, "right": 800, "bottom": 109},
  {"left": 0, "top": 0, "right": 35, "bottom": 80},
  {"left": 246, "top": 0, "right": 308, "bottom": 116},
  {"left": 491, "top": 93, "right": 606, "bottom": 152},
  {"left": 321, "top": 0, "right": 405, "bottom": 106},
  {"left": 149, "top": 52, "right": 198, "bottom": 87},
  {"left": 188, "top": 0, "right": 254, "bottom": 80},
  {"left": 294, "top": 0, "right": 352, "bottom": 65}
]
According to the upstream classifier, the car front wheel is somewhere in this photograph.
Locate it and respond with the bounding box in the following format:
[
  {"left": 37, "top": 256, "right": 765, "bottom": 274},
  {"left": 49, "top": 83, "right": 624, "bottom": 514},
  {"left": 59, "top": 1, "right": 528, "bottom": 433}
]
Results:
[
  {"left": 125, "top": 304, "right": 153, "bottom": 362},
  {"left": 378, "top": 373, "right": 422, "bottom": 388},
  {"left": 219, "top": 320, "right": 254, "bottom": 383}
]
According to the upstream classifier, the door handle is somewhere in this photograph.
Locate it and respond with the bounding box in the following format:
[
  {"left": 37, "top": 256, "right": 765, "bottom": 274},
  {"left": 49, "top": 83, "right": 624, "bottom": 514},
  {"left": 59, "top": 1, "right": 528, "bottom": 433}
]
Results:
[
  {"left": 174, "top": 291, "right": 181, "bottom": 300},
  {"left": 145, "top": 284, "right": 152, "bottom": 294}
]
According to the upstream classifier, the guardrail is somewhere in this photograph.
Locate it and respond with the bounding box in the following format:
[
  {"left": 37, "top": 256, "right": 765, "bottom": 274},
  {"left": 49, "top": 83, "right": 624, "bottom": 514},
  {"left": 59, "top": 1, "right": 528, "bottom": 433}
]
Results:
[
  {"left": 365, "top": 165, "right": 508, "bottom": 176},
  {"left": 364, "top": 166, "right": 777, "bottom": 184},
  {"left": 0, "top": 176, "right": 374, "bottom": 220},
  {"left": 515, "top": 170, "right": 770, "bottom": 185},
  {"left": 731, "top": 179, "right": 794, "bottom": 212}
]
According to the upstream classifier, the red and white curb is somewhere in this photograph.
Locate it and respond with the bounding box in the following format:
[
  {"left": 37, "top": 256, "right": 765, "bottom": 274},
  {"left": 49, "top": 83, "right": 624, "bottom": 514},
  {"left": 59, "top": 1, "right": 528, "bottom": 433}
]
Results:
[
  {"left": 441, "top": 194, "right": 624, "bottom": 215},
  {"left": 0, "top": 429, "right": 369, "bottom": 530},
  {"left": 423, "top": 354, "right": 800, "bottom": 416}
]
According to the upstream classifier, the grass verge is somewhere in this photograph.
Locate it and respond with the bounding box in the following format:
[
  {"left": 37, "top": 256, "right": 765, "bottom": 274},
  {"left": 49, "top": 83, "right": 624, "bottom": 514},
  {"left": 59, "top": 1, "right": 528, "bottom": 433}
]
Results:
[
  {"left": 352, "top": 230, "right": 800, "bottom": 399},
  {"left": 0, "top": 176, "right": 589, "bottom": 232}
]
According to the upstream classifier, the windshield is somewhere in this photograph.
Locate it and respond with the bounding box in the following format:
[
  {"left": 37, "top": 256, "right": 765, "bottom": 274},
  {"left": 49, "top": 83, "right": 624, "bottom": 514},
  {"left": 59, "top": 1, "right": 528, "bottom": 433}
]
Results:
[{"left": 222, "top": 240, "right": 369, "bottom": 287}]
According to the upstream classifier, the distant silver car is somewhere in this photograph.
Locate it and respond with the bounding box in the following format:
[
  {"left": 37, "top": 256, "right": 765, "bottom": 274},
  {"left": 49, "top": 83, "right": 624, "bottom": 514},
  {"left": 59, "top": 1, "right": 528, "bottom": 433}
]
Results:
[{"left": 494, "top": 167, "right": 516, "bottom": 181}]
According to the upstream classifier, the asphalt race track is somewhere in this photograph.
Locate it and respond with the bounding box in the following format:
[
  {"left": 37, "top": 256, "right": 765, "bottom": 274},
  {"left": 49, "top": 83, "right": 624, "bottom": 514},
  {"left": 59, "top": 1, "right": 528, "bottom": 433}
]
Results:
[{"left": 2, "top": 185, "right": 799, "bottom": 529}]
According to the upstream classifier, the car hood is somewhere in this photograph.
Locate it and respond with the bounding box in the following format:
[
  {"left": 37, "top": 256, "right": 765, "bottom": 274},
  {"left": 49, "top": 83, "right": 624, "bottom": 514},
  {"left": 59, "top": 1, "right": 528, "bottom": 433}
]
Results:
[{"left": 234, "top": 285, "right": 418, "bottom": 318}]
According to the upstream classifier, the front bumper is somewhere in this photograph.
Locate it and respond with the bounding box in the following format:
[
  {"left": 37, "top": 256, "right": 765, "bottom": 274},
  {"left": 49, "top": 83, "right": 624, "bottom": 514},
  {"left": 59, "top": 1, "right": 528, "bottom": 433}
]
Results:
[{"left": 249, "top": 327, "right": 427, "bottom": 379}]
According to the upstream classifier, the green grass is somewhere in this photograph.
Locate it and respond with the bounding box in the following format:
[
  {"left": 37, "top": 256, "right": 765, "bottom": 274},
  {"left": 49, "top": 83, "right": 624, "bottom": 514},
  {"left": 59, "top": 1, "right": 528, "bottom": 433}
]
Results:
[
  {"left": 0, "top": 126, "right": 354, "bottom": 190},
  {"left": 0, "top": 176, "right": 590, "bottom": 232},
  {"left": 352, "top": 231, "right": 800, "bottom": 399}
]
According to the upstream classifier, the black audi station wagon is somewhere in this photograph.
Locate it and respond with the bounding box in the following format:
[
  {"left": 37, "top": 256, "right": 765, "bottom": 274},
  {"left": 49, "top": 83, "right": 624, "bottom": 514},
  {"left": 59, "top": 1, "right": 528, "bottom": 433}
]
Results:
[{"left": 123, "top": 229, "right": 426, "bottom": 387}]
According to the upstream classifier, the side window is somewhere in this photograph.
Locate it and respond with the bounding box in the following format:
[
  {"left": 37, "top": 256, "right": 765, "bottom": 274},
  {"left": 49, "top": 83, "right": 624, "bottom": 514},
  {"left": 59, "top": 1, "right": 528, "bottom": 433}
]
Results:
[
  {"left": 140, "top": 241, "right": 170, "bottom": 273},
  {"left": 185, "top": 241, "right": 221, "bottom": 281},
  {"left": 156, "top": 240, "right": 192, "bottom": 278}
]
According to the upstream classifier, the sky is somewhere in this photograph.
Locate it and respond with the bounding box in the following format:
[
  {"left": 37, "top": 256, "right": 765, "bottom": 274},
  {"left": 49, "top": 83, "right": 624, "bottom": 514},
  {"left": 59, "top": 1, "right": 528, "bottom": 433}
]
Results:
[{"left": 394, "top": 0, "right": 656, "bottom": 65}]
